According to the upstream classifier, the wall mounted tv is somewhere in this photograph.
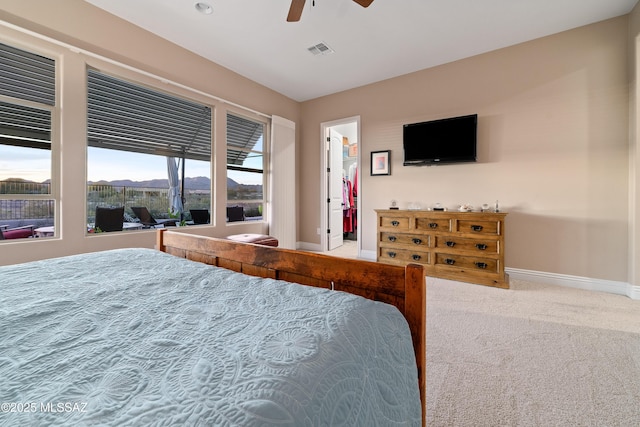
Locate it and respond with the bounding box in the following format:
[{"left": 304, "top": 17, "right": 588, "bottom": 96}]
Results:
[{"left": 403, "top": 114, "right": 477, "bottom": 166}]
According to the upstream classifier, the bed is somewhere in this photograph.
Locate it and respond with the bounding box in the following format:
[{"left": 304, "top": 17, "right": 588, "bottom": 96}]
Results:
[{"left": 0, "top": 229, "right": 426, "bottom": 426}]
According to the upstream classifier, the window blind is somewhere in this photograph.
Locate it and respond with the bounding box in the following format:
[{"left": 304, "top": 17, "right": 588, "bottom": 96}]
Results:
[
  {"left": 87, "top": 69, "right": 212, "bottom": 161},
  {"left": 0, "top": 42, "right": 55, "bottom": 106},
  {"left": 0, "top": 43, "right": 54, "bottom": 150},
  {"left": 227, "top": 113, "right": 263, "bottom": 168}
]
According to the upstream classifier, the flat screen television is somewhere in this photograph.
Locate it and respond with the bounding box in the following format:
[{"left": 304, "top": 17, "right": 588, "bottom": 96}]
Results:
[{"left": 403, "top": 114, "right": 477, "bottom": 166}]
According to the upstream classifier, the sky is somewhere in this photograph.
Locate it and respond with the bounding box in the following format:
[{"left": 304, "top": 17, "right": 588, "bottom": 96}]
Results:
[
  {"left": 1, "top": 145, "right": 262, "bottom": 185},
  {"left": 87, "top": 148, "right": 212, "bottom": 182},
  {"left": 0, "top": 145, "right": 51, "bottom": 182}
]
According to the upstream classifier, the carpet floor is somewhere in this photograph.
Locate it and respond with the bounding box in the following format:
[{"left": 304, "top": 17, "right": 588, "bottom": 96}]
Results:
[{"left": 426, "top": 277, "right": 640, "bottom": 426}]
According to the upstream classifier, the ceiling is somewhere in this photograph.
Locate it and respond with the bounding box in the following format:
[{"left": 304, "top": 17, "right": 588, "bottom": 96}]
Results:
[{"left": 84, "top": 0, "right": 638, "bottom": 102}]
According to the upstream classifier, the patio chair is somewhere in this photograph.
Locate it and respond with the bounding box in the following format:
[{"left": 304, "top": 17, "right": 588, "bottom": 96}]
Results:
[
  {"left": 95, "top": 206, "right": 124, "bottom": 232},
  {"left": 189, "top": 209, "right": 210, "bottom": 225},
  {"left": 0, "top": 224, "right": 35, "bottom": 240},
  {"left": 130, "top": 206, "right": 177, "bottom": 228},
  {"left": 226, "top": 206, "right": 245, "bottom": 222}
]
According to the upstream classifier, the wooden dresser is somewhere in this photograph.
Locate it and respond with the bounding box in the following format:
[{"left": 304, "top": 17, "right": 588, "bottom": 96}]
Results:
[{"left": 376, "top": 209, "right": 508, "bottom": 288}]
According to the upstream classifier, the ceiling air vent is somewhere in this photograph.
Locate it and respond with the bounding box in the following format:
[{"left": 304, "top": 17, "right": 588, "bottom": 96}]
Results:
[{"left": 307, "top": 42, "right": 334, "bottom": 56}]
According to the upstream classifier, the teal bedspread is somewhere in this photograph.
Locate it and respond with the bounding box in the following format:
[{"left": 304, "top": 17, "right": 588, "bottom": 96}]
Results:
[{"left": 0, "top": 248, "right": 421, "bottom": 426}]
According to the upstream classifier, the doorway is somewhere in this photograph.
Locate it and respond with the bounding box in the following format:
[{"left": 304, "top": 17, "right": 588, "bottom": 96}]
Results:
[{"left": 320, "top": 117, "right": 360, "bottom": 259}]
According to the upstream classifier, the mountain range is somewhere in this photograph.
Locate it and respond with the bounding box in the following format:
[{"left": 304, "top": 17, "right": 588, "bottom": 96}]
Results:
[
  {"left": 3, "top": 177, "right": 262, "bottom": 191},
  {"left": 89, "top": 176, "right": 212, "bottom": 190},
  {"left": 87, "top": 177, "right": 259, "bottom": 190}
]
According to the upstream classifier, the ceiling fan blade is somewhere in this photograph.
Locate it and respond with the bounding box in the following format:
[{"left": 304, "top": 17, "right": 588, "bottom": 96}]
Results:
[
  {"left": 287, "top": 0, "right": 306, "bottom": 22},
  {"left": 353, "top": 0, "right": 374, "bottom": 7}
]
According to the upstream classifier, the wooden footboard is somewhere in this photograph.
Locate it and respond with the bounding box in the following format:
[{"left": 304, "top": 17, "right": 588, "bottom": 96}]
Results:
[{"left": 157, "top": 229, "right": 426, "bottom": 425}]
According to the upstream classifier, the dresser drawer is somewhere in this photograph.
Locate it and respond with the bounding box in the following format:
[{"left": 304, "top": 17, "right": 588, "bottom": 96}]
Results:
[
  {"left": 456, "top": 219, "right": 501, "bottom": 235},
  {"left": 380, "top": 232, "right": 428, "bottom": 247},
  {"left": 379, "top": 247, "right": 430, "bottom": 265},
  {"left": 375, "top": 209, "right": 508, "bottom": 288},
  {"left": 379, "top": 215, "right": 411, "bottom": 230},
  {"left": 435, "top": 253, "right": 499, "bottom": 274},
  {"left": 415, "top": 217, "right": 451, "bottom": 232},
  {"left": 433, "top": 236, "right": 499, "bottom": 254}
]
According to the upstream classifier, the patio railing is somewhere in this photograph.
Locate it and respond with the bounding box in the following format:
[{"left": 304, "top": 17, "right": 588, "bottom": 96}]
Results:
[
  {"left": 1, "top": 181, "right": 262, "bottom": 225},
  {"left": 87, "top": 184, "right": 211, "bottom": 222},
  {"left": 0, "top": 181, "right": 53, "bottom": 225},
  {"left": 0, "top": 180, "right": 51, "bottom": 195},
  {"left": 0, "top": 199, "right": 55, "bottom": 226}
]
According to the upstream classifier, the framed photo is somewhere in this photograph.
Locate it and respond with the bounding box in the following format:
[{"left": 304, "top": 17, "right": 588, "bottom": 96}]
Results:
[{"left": 370, "top": 150, "right": 391, "bottom": 176}]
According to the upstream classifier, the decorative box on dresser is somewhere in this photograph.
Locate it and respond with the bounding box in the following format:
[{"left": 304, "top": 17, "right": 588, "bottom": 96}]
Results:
[{"left": 376, "top": 209, "right": 509, "bottom": 288}]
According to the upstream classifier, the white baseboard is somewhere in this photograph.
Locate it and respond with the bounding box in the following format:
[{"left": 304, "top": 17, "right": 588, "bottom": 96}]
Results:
[
  {"left": 360, "top": 249, "right": 376, "bottom": 261},
  {"left": 505, "top": 267, "right": 639, "bottom": 300},
  {"left": 296, "top": 242, "right": 640, "bottom": 300},
  {"left": 296, "top": 241, "right": 322, "bottom": 252},
  {"left": 296, "top": 241, "right": 377, "bottom": 261}
]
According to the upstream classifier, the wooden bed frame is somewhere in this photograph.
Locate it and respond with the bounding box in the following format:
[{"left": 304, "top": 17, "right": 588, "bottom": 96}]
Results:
[{"left": 157, "top": 229, "right": 426, "bottom": 425}]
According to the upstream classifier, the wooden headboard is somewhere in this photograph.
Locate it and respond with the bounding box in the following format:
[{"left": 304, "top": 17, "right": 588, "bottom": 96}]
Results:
[{"left": 157, "top": 229, "right": 426, "bottom": 424}]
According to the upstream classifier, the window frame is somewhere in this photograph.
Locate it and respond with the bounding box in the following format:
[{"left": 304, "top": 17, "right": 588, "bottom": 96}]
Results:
[
  {"left": 0, "top": 41, "right": 60, "bottom": 241},
  {"left": 225, "top": 110, "right": 269, "bottom": 223},
  {"left": 84, "top": 67, "right": 214, "bottom": 232}
]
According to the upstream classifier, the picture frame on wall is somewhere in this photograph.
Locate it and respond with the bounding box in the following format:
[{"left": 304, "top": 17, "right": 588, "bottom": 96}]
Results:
[{"left": 371, "top": 150, "right": 391, "bottom": 176}]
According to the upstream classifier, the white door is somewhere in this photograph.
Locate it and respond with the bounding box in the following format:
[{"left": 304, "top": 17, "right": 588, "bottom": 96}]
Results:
[{"left": 328, "top": 128, "right": 344, "bottom": 250}]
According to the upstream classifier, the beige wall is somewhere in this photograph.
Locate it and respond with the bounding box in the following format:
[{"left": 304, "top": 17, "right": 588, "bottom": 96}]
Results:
[
  {"left": 1, "top": 1, "right": 637, "bottom": 287},
  {"left": 0, "top": 0, "right": 299, "bottom": 265},
  {"left": 630, "top": 3, "right": 640, "bottom": 286},
  {"left": 300, "top": 17, "right": 632, "bottom": 283}
]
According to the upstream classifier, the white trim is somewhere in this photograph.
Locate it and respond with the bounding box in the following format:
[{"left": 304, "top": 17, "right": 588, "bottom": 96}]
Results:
[
  {"left": 269, "top": 116, "right": 296, "bottom": 249},
  {"left": 360, "top": 249, "right": 376, "bottom": 261},
  {"left": 297, "top": 241, "right": 322, "bottom": 252},
  {"left": 506, "top": 267, "right": 639, "bottom": 300},
  {"left": 295, "top": 242, "right": 376, "bottom": 261},
  {"left": 290, "top": 249, "right": 639, "bottom": 299},
  {"left": 319, "top": 116, "right": 361, "bottom": 255}
]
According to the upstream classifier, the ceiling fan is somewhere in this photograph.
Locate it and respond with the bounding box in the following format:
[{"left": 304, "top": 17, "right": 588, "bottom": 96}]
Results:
[{"left": 287, "top": 0, "right": 374, "bottom": 22}]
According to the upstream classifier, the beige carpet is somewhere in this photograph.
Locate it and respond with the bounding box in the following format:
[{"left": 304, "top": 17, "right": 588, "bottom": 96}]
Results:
[
  {"left": 327, "top": 239, "right": 359, "bottom": 259},
  {"left": 426, "top": 277, "right": 640, "bottom": 426}
]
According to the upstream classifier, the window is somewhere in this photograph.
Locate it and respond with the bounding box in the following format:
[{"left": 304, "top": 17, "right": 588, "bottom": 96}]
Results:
[
  {"left": 86, "top": 70, "right": 211, "bottom": 231},
  {"left": 0, "top": 42, "right": 56, "bottom": 240},
  {"left": 226, "top": 113, "right": 266, "bottom": 222}
]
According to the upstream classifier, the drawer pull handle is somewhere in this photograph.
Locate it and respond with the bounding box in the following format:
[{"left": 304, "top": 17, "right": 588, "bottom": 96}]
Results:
[
  {"left": 388, "top": 251, "right": 397, "bottom": 258},
  {"left": 412, "top": 254, "right": 422, "bottom": 261},
  {"left": 388, "top": 235, "right": 397, "bottom": 242},
  {"left": 475, "top": 262, "right": 488, "bottom": 269},
  {"left": 471, "top": 225, "right": 483, "bottom": 232},
  {"left": 475, "top": 243, "right": 487, "bottom": 250},
  {"left": 445, "top": 258, "right": 455, "bottom": 265},
  {"left": 445, "top": 241, "right": 455, "bottom": 247},
  {"left": 428, "top": 223, "right": 438, "bottom": 229},
  {"left": 391, "top": 220, "right": 400, "bottom": 227},
  {"left": 412, "top": 238, "right": 422, "bottom": 245}
]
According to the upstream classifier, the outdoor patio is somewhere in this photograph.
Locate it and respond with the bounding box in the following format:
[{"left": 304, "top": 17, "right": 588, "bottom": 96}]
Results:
[{"left": 1, "top": 180, "right": 262, "bottom": 240}]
